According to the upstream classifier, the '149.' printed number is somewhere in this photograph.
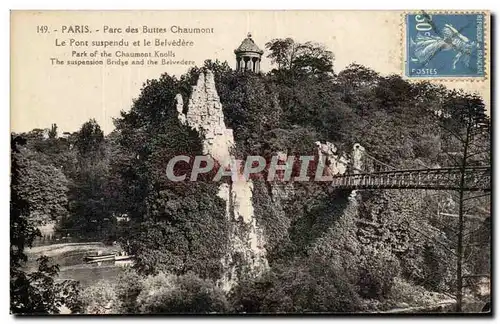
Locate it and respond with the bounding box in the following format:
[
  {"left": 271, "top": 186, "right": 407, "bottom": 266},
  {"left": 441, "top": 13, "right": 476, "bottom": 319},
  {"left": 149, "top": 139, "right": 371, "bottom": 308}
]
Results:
[{"left": 37, "top": 25, "right": 49, "bottom": 33}]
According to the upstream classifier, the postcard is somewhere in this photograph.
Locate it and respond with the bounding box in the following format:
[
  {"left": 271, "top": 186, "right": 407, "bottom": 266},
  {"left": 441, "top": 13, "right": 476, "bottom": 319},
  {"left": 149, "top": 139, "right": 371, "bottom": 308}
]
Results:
[{"left": 10, "top": 10, "right": 491, "bottom": 315}]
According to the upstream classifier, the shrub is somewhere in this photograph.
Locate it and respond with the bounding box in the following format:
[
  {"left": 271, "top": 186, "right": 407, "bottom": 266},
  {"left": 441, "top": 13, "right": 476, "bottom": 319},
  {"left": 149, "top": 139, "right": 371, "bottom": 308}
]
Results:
[
  {"left": 114, "top": 270, "right": 144, "bottom": 314},
  {"left": 136, "top": 272, "right": 230, "bottom": 314},
  {"left": 230, "top": 257, "right": 362, "bottom": 313},
  {"left": 388, "top": 277, "right": 429, "bottom": 307},
  {"left": 229, "top": 271, "right": 276, "bottom": 313},
  {"left": 357, "top": 246, "right": 400, "bottom": 300},
  {"left": 79, "top": 280, "right": 119, "bottom": 314}
]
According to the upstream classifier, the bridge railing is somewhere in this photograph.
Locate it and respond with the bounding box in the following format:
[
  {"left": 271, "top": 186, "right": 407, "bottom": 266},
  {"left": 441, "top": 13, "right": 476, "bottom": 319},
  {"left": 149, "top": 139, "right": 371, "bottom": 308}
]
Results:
[{"left": 331, "top": 166, "right": 490, "bottom": 191}]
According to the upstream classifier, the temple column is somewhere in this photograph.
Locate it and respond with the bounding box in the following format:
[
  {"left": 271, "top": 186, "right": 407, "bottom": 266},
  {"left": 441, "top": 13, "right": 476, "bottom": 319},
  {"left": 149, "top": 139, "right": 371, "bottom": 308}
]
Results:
[{"left": 234, "top": 33, "right": 264, "bottom": 73}]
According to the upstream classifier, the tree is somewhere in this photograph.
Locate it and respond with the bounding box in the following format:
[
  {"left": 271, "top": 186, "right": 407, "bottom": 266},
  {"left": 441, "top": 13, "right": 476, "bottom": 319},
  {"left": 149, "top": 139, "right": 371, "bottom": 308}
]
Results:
[
  {"left": 48, "top": 123, "right": 58, "bottom": 139},
  {"left": 15, "top": 151, "right": 69, "bottom": 225},
  {"left": 11, "top": 136, "right": 37, "bottom": 272},
  {"left": 78, "top": 271, "right": 229, "bottom": 314},
  {"left": 19, "top": 125, "right": 78, "bottom": 178},
  {"left": 112, "top": 71, "right": 229, "bottom": 279},
  {"left": 12, "top": 256, "right": 80, "bottom": 314},
  {"left": 230, "top": 256, "right": 361, "bottom": 313},
  {"left": 80, "top": 280, "right": 119, "bottom": 314},
  {"left": 265, "top": 38, "right": 297, "bottom": 70},
  {"left": 436, "top": 91, "right": 490, "bottom": 312},
  {"left": 75, "top": 119, "right": 106, "bottom": 160},
  {"left": 265, "top": 38, "right": 334, "bottom": 77},
  {"left": 292, "top": 42, "right": 334, "bottom": 75},
  {"left": 218, "top": 72, "right": 283, "bottom": 152},
  {"left": 136, "top": 272, "right": 230, "bottom": 314},
  {"left": 65, "top": 119, "right": 112, "bottom": 238},
  {"left": 10, "top": 135, "right": 80, "bottom": 314},
  {"left": 335, "top": 63, "right": 380, "bottom": 104}
]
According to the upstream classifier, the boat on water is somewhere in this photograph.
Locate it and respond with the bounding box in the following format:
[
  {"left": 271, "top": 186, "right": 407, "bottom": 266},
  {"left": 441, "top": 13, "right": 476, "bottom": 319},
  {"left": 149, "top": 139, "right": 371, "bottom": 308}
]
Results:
[
  {"left": 114, "top": 254, "right": 135, "bottom": 261},
  {"left": 84, "top": 251, "right": 135, "bottom": 262},
  {"left": 83, "top": 254, "right": 116, "bottom": 262}
]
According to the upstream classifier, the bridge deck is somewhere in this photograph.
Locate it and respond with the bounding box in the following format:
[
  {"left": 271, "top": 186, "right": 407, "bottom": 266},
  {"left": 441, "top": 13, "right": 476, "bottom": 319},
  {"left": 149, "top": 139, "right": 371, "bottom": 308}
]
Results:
[{"left": 331, "top": 166, "right": 490, "bottom": 191}]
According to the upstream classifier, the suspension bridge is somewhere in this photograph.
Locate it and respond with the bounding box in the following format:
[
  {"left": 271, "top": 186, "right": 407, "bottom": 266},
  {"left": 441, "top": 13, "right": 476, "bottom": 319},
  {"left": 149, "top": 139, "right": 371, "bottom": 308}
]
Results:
[{"left": 330, "top": 151, "right": 491, "bottom": 192}]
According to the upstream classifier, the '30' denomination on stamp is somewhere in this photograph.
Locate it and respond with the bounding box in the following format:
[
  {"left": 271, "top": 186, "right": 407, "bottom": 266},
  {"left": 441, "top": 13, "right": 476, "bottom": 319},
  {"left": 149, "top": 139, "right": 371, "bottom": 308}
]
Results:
[{"left": 405, "top": 12, "right": 486, "bottom": 78}]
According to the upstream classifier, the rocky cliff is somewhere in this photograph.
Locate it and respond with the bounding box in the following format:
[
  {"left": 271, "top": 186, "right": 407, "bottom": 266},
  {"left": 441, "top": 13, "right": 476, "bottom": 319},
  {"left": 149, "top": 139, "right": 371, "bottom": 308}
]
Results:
[
  {"left": 177, "top": 70, "right": 268, "bottom": 291},
  {"left": 175, "top": 70, "right": 366, "bottom": 291}
]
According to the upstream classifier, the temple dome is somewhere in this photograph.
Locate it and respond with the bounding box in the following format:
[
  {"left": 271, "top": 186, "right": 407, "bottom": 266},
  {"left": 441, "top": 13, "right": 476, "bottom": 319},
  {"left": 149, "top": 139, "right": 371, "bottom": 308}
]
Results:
[
  {"left": 234, "top": 33, "right": 263, "bottom": 73},
  {"left": 234, "top": 33, "right": 264, "bottom": 55}
]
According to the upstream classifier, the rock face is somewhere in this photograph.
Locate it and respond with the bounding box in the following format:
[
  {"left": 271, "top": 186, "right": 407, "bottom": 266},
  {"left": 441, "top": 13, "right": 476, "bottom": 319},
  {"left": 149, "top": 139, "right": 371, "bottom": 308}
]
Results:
[
  {"left": 177, "top": 70, "right": 268, "bottom": 291},
  {"left": 314, "top": 141, "right": 366, "bottom": 176},
  {"left": 352, "top": 143, "right": 365, "bottom": 173},
  {"left": 314, "top": 142, "right": 365, "bottom": 199},
  {"left": 178, "top": 71, "right": 235, "bottom": 167},
  {"left": 315, "top": 141, "right": 349, "bottom": 176},
  {"left": 175, "top": 71, "right": 366, "bottom": 291}
]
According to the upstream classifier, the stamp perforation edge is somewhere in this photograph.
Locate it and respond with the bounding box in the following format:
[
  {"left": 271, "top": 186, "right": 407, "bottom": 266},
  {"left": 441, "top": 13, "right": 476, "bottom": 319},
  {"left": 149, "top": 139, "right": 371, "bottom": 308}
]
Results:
[{"left": 400, "top": 10, "right": 489, "bottom": 82}]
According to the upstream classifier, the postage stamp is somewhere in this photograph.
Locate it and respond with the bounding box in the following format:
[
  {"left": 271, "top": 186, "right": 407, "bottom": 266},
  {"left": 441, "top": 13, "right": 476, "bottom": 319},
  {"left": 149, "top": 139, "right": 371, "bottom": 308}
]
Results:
[{"left": 405, "top": 12, "right": 486, "bottom": 78}]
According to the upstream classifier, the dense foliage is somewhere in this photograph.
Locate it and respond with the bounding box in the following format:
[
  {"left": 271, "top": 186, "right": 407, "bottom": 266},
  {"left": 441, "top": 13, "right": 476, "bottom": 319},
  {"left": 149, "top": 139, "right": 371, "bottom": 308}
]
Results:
[
  {"left": 109, "top": 72, "right": 229, "bottom": 279},
  {"left": 80, "top": 271, "right": 229, "bottom": 314},
  {"left": 10, "top": 136, "right": 80, "bottom": 314}
]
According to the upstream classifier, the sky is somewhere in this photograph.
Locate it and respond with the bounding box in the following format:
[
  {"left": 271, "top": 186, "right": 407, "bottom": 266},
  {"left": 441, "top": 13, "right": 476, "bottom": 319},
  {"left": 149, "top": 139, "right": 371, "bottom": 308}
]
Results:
[{"left": 11, "top": 10, "right": 490, "bottom": 134}]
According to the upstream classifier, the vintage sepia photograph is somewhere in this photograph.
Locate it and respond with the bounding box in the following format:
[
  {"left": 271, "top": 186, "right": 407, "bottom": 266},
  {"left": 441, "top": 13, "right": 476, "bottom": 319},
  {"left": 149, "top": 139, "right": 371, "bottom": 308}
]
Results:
[{"left": 10, "top": 10, "right": 491, "bottom": 315}]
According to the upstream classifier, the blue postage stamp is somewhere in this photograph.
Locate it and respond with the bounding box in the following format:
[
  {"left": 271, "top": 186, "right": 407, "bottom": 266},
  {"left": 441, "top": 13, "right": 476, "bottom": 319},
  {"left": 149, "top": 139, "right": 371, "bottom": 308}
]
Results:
[{"left": 405, "top": 12, "right": 485, "bottom": 77}]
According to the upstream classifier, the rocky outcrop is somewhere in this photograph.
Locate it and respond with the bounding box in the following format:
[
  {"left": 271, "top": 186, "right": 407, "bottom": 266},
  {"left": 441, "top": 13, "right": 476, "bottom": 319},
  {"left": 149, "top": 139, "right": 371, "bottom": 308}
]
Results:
[
  {"left": 178, "top": 71, "right": 235, "bottom": 167},
  {"left": 177, "top": 70, "right": 268, "bottom": 291},
  {"left": 315, "top": 141, "right": 365, "bottom": 176},
  {"left": 352, "top": 143, "right": 365, "bottom": 173},
  {"left": 175, "top": 71, "right": 367, "bottom": 291},
  {"left": 315, "top": 141, "right": 349, "bottom": 176}
]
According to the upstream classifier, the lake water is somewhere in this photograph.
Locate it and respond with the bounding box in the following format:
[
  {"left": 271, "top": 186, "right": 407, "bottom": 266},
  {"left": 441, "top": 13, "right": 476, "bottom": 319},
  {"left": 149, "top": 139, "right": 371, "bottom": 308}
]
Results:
[{"left": 26, "top": 242, "right": 132, "bottom": 288}]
